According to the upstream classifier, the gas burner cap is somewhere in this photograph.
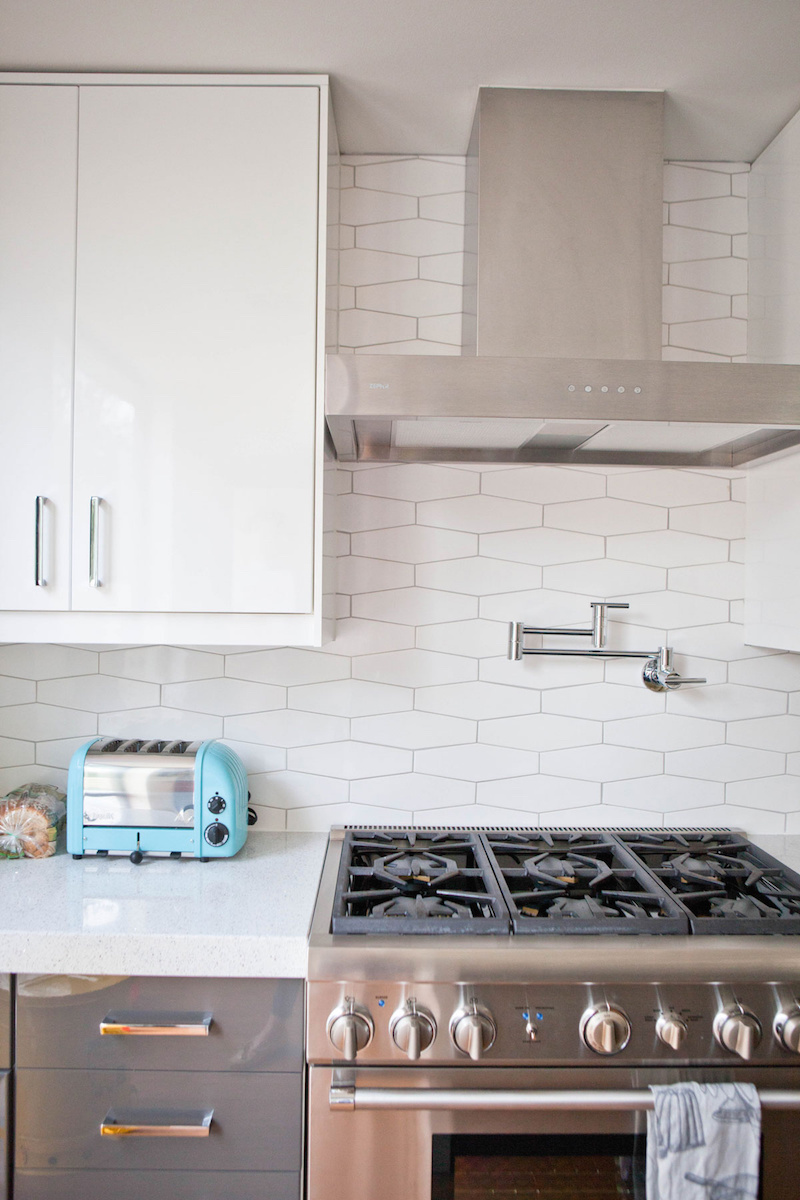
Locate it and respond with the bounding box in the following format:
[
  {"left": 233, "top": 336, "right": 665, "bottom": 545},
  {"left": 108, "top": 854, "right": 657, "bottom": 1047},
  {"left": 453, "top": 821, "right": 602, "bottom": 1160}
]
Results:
[
  {"left": 524, "top": 854, "right": 577, "bottom": 885},
  {"left": 373, "top": 851, "right": 459, "bottom": 892},
  {"left": 670, "top": 853, "right": 725, "bottom": 886},
  {"left": 522, "top": 851, "right": 613, "bottom": 891},
  {"left": 371, "top": 894, "right": 473, "bottom": 919},
  {"left": 709, "top": 895, "right": 772, "bottom": 920},
  {"left": 547, "top": 896, "right": 620, "bottom": 919}
]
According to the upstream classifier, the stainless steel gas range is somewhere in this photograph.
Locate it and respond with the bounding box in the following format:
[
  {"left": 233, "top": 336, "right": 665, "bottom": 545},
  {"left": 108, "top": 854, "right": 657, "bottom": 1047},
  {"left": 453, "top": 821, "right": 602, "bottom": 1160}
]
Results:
[{"left": 307, "top": 827, "right": 800, "bottom": 1200}]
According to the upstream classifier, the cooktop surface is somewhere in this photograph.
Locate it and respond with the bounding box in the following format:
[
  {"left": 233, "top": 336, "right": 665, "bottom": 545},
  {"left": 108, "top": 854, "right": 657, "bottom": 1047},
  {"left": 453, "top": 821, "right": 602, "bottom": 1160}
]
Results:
[{"left": 329, "top": 828, "right": 800, "bottom": 937}]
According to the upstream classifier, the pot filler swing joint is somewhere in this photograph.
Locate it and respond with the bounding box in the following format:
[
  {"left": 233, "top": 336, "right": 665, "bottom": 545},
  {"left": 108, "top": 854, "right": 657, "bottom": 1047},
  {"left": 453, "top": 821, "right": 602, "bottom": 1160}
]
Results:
[{"left": 508, "top": 601, "right": 706, "bottom": 693}]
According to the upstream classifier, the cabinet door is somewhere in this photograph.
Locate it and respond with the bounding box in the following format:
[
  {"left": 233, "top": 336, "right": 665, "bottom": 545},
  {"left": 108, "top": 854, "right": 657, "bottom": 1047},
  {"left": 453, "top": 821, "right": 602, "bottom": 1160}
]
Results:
[
  {"left": 72, "top": 85, "right": 320, "bottom": 614},
  {"left": 745, "top": 450, "right": 800, "bottom": 651},
  {"left": 0, "top": 85, "right": 76, "bottom": 610}
]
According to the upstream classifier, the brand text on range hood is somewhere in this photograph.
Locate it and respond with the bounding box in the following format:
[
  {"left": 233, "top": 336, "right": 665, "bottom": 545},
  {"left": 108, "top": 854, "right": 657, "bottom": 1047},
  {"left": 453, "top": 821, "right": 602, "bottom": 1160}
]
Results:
[{"left": 326, "top": 89, "right": 800, "bottom": 467}]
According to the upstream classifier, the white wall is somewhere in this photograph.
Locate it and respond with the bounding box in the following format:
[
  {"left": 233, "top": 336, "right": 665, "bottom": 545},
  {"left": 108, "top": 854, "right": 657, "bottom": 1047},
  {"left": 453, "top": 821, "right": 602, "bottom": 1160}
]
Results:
[{"left": 1, "top": 156, "right": 798, "bottom": 835}]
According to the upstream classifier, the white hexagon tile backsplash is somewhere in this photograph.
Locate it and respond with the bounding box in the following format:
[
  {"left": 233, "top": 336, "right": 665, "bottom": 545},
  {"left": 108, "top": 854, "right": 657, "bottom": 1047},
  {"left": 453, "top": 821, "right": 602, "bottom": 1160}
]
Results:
[{"left": 1, "top": 155, "right": 797, "bottom": 835}]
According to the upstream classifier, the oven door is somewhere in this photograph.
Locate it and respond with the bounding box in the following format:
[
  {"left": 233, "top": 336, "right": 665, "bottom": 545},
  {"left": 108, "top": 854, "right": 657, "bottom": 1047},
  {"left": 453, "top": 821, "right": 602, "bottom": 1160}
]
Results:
[{"left": 308, "top": 1065, "right": 800, "bottom": 1200}]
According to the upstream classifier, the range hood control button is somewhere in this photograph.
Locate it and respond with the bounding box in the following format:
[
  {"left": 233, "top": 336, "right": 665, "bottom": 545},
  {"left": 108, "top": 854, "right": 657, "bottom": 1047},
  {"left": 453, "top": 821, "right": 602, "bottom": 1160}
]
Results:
[
  {"left": 327, "top": 1000, "right": 374, "bottom": 1061},
  {"left": 774, "top": 1009, "right": 800, "bottom": 1054},
  {"left": 656, "top": 1013, "right": 688, "bottom": 1051},
  {"left": 450, "top": 1002, "right": 496, "bottom": 1061},
  {"left": 390, "top": 1000, "right": 436, "bottom": 1060},
  {"left": 580, "top": 1005, "right": 631, "bottom": 1055},
  {"left": 714, "top": 1008, "right": 762, "bottom": 1060}
]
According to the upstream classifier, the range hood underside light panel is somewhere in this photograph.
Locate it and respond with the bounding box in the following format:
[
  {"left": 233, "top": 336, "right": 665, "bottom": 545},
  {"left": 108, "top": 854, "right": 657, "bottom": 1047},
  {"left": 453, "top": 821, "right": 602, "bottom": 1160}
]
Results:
[
  {"left": 374, "top": 418, "right": 799, "bottom": 465},
  {"left": 326, "top": 355, "right": 800, "bottom": 467}
]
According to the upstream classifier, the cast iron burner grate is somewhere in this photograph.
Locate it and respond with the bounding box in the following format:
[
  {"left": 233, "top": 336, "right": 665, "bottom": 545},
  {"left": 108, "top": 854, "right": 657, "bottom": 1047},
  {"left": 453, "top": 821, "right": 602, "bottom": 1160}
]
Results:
[
  {"left": 617, "top": 832, "right": 800, "bottom": 935},
  {"left": 480, "top": 830, "right": 690, "bottom": 935},
  {"left": 331, "top": 828, "right": 510, "bottom": 934}
]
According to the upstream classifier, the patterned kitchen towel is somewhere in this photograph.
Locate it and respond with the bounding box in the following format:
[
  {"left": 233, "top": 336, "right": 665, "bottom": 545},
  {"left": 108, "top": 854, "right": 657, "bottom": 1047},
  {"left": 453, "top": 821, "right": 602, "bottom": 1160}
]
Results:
[{"left": 647, "top": 1082, "right": 760, "bottom": 1200}]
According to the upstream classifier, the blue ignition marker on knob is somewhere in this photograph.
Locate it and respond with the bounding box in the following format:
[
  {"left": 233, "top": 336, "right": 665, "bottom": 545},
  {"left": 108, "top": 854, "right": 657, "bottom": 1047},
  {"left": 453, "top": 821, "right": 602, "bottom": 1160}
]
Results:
[
  {"left": 536, "top": 1012, "right": 544, "bottom": 1021},
  {"left": 378, "top": 999, "right": 385, "bottom": 1007},
  {"left": 522, "top": 1011, "right": 529, "bottom": 1020}
]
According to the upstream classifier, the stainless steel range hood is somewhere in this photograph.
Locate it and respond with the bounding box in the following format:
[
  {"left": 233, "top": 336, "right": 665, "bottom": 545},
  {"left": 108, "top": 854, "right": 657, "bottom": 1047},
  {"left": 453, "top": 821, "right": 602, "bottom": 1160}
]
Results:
[{"left": 326, "top": 88, "right": 800, "bottom": 467}]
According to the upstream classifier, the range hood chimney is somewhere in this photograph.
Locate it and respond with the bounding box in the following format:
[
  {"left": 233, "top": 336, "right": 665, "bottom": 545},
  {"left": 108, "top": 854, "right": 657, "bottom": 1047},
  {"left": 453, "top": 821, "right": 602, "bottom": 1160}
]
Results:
[{"left": 326, "top": 88, "right": 800, "bottom": 467}]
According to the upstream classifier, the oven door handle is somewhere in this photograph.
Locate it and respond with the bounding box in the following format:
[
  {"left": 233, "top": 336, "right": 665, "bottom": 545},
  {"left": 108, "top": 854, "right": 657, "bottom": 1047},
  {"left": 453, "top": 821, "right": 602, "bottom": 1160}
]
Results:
[{"left": 330, "top": 1085, "right": 800, "bottom": 1113}]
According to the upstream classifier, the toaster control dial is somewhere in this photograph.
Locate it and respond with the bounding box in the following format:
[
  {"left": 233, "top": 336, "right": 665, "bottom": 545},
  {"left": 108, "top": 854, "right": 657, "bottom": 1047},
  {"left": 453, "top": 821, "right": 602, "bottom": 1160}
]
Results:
[
  {"left": 581, "top": 1005, "right": 632, "bottom": 1055},
  {"left": 204, "top": 821, "right": 229, "bottom": 847},
  {"left": 207, "top": 795, "right": 226, "bottom": 814},
  {"left": 714, "top": 1007, "right": 762, "bottom": 1060},
  {"left": 774, "top": 1008, "right": 800, "bottom": 1054},
  {"left": 327, "top": 1000, "right": 374, "bottom": 1060}
]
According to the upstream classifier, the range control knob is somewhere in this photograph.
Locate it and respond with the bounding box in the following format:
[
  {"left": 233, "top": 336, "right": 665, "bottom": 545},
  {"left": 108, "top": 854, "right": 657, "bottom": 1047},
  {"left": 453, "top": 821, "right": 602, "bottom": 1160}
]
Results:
[
  {"left": 390, "top": 1000, "right": 436, "bottom": 1060},
  {"left": 714, "top": 1007, "right": 762, "bottom": 1060},
  {"left": 207, "top": 794, "right": 226, "bottom": 814},
  {"left": 204, "top": 821, "right": 229, "bottom": 846},
  {"left": 581, "top": 1004, "right": 632, "bottom": 1055},
  {"left": 327, "top": 1000, "right": 374, "bottom": 1061},
  {"left": 656, "top": 1013, "right": 688, "bottom": 1051},
  {"left": 450, "top": 1002, "right": 496, "bottom": 1061},
  {"left": 774, "top": 1008, "right": 800, "bottom": 1054}
]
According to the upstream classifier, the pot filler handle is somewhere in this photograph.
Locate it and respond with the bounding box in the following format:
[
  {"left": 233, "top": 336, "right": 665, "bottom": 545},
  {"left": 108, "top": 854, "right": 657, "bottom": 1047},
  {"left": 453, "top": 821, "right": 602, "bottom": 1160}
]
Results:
[{"left": 330, "top": 1086, "right": 800, "bottom": 1113}]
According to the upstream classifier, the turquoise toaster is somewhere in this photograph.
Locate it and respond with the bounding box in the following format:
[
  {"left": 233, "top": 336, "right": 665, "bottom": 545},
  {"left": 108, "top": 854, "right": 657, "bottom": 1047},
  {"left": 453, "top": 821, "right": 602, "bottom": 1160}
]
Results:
[{"left": 67, "top": 737, "right": 250, "bottom": 863}]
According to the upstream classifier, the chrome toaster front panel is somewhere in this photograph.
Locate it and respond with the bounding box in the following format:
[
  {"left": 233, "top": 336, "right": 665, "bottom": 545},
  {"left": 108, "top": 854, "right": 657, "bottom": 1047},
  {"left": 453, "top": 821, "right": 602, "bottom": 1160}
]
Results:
[{"left": 83, "top": 740, "right": 200, "bottom": 829}]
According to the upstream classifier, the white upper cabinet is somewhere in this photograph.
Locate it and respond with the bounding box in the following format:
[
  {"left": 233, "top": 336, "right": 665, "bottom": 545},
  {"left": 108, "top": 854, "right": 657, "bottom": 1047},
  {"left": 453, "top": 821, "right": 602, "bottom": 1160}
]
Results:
[
  {"left": 0, "top": 75, "right": 335, "bottom": 644},
  {"left": 746, "top": 451, "right": 800, "bottom": 652},
  {"left": 745, "top": 104, "right": 800, "bottom": 652},
  {"left": 0, "top": 86, "right": 77, "bottom": 611}
]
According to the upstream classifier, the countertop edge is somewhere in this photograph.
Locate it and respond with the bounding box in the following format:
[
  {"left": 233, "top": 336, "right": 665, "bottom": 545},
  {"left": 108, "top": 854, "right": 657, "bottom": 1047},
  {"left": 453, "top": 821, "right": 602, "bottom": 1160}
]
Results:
[{"left": 0, "top": 831, "right": 328, "bottom": 979}]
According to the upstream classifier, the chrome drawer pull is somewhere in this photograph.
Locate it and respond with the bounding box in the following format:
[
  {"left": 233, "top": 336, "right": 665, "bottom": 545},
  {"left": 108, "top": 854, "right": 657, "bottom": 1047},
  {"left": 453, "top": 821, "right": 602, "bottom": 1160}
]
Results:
[
  {"left": 89, "top": 495, "right": 101, "bottom": 587},
  {"left": 34, "top": 495, "right": 46, "bottom": 586},
  {"left": 330, "top": 1086, "right": 800, "bottom": 1113},
  {"left": 100, "top": 1108, "right": 213, "bottom": 1138},
  {"left": 100, "top": 1011, "right": 213, "bottom": 1037}
]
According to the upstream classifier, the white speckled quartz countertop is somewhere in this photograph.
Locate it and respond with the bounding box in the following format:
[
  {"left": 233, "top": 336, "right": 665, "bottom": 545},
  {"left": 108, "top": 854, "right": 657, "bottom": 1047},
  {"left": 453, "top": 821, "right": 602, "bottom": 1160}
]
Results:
[
  {"left": 0, "top": 832, "right": 328, "bottom": 978},
  {"left": 749, "top": 834, "right": 800, "bottom": 875},
  {"left": 1, "top": 830, "right": 799, "bottom": 982}
]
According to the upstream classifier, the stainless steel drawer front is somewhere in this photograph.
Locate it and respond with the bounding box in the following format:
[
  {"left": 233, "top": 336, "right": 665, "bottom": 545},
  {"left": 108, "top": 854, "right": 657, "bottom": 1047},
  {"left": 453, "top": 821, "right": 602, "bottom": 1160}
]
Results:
[
  {"left": 0, "top": 977, "right": 10, "bottom": 1072},
  {"left": 83, "top": 740, "right": 200, "bottom": 829},
  {"left": 17, "top": 976, "right": 303, "bottom": 1073},
  {"left": 16, "top": 1069, "right": 301, "bottom": 1172},
  {"left": 15, "top": 1170, "right": 301, "bottom": 1200}
]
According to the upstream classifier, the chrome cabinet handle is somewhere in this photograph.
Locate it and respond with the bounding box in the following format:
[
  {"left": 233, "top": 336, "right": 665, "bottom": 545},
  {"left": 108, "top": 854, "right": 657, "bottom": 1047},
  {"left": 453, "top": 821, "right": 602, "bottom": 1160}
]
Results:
[
  {"left": 89, "top": 495, "right": 101, "bottom": 587},
  {"left": 100, "top": 1108, "right": 213, "bottom": 1137},
  {"left": 34, "top": 495, "right": 46, "bottom": 587},
  {"left": 100, "top": 1011, "right": 213, "bottom": 1037},
  {"left": 330, "top": 1085, "right": 800, "bottom": 1113}
]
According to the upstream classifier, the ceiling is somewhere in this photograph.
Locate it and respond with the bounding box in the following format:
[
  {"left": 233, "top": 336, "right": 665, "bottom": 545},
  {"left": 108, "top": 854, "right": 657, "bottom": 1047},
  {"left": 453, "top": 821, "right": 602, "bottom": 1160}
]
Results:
[{"left": 2, "top": 0, "right": 800, "bottom": 160}]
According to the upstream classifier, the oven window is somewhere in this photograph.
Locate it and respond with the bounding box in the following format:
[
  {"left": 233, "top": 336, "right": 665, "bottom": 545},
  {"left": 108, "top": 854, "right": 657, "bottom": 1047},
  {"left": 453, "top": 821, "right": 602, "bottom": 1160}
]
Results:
[{"left": 432, "top": 1134, "right": 646, "bottom": 1200}]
